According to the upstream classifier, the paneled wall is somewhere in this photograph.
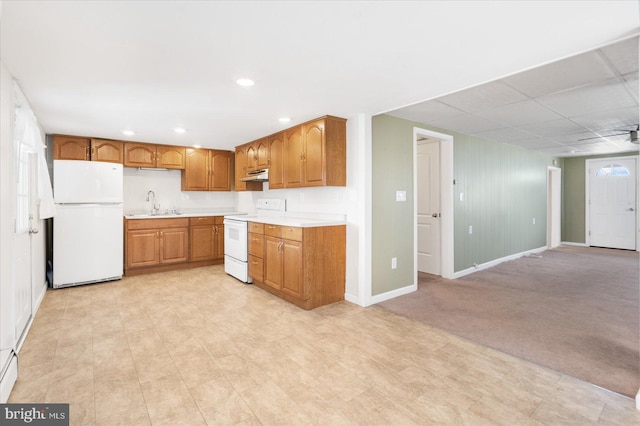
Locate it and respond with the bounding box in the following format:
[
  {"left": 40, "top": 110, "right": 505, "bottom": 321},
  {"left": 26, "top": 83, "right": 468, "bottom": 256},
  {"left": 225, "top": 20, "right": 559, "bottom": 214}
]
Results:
[{"left": 372, "top": 114, "right": 555, "bottom": 296}]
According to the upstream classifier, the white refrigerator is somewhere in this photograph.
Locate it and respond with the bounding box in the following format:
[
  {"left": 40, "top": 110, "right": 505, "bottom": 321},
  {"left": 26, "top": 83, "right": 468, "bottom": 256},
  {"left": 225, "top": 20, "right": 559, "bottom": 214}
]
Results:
[{"left": 53, "top": 160, "right": 124, "bottom": 288}]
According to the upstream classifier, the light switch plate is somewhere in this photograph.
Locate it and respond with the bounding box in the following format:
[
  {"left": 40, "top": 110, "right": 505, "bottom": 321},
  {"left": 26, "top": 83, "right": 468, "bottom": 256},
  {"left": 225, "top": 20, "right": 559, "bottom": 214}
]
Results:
[{"left": 396, "top": 191, "right": 406, "bottom": 202}]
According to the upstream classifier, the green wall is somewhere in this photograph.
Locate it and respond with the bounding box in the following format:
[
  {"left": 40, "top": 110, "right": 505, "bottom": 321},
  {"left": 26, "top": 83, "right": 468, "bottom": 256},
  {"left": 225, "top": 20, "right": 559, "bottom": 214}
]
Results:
[
  {"left": 562, "top": 151, "right": 638, "bottom": 243},
  {"left": 372, "top": 114, "right": 556, "bottom": 296}
]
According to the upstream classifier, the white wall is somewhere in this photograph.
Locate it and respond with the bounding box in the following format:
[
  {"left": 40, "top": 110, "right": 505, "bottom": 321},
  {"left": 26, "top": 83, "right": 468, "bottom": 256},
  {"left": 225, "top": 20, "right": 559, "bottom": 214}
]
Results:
[{"left": 123, "top": 168, "right": 236, "bottom": 214}]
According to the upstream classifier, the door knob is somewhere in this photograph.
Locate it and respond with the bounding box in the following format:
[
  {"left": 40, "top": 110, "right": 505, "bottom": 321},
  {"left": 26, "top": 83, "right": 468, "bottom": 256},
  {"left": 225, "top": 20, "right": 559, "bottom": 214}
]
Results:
[{"left": 627, "top": 207, "right": 635, "bottom": 211}]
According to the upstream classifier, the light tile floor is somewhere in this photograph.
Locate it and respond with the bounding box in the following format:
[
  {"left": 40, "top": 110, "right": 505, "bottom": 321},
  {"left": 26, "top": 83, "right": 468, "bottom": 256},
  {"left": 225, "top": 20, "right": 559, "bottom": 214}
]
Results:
[{"left": 9, "top": 265, "right": 640, "bottom": 425}]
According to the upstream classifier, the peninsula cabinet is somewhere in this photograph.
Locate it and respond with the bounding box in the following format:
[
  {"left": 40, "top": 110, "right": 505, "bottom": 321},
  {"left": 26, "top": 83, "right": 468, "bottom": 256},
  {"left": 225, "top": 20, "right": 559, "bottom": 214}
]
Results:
[
  {"left": 53, "top": 135, "right": 124, "bottom": 163},
  {"left": 189, "top": 216, "right": 224, "bottom": 262},
  {"left": 250, "top": 222, "right": 346, "bottom": 310},
  {"left": 182, "top": 148, "right": 232, "bottom": 191},
  {"left": 124, "top": 142, "right": 186, "bottom": 169},
  {"left": 284, "top": 116, "right": 346, "bottom": 188},
  {"left": 125, "top": 218, "right": 189, "bottom": 274}
]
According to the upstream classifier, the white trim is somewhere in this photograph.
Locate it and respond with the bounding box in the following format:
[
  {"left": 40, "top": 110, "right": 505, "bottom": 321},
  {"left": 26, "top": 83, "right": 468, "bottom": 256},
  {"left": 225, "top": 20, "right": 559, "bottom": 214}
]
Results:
[
  {"left": 453, "top": 246, "right": 547, "bottom": 279},
  {"left": 0, "top": 353, "right": 18, "bottom": 403},
  {"left": 635, "top": 388, "right": 639, "bottom": 410},
  {"left": 412, "top": 127, "right": 454, "bottom": 282},
  {"left": 344, "top": 292, "right": 361, "bottom": 305},
  {"left": 561, "top": 241, "right": 588, "bottom": 247},
  {"left": 585, "top": 155, "right": 639, "bottom": 250},
  {"left": 360, "top": 114, "right": 373, "bottom": 307},
  {"left": 547, "top": 166, "right": 561, "bottom": 249},
  {"left": 370, "top": 283, "right": 417, "bottom": 305}
]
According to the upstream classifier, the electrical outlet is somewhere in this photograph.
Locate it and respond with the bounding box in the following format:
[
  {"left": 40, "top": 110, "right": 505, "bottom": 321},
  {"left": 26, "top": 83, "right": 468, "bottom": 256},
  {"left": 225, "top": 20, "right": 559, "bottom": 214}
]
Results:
[
  {"left": 468, "top": 225, "right": 473, "bottom": 235},
  {"left": 391, "top": 257, "right": 397, "bottom": 269}
]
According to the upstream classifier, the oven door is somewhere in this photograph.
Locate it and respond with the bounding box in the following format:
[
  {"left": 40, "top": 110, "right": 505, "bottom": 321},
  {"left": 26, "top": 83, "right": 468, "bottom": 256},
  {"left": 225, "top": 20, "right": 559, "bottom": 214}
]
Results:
[{"left": 223, "top": 219, "right": 248, "bottom": 262}]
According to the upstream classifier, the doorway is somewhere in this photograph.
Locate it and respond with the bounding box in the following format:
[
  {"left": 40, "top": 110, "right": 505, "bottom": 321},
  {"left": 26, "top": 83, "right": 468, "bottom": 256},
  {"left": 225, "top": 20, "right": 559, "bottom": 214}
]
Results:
[
  {"left": 586, "top": 156, "right": 638, "bottom": 250},
  {"left": 413, "top": 128, "right": 454, "bottom": 279}
]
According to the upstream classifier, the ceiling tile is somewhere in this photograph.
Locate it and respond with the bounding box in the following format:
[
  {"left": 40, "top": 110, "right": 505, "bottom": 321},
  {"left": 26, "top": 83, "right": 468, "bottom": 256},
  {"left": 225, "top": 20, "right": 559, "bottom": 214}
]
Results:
[
  {"left": 570, "top": 106, "right": 639, "bottom": 132},
  {"left": 502, "top": 50, "right": 616, "bottom": 97},
  {"left": 536, "top": 78, "right": 637, "bottom": 117},
  {"left": 423, "top": 113, "right": 504, "bottom": 134},
  {"left": 509, "top": 138, "right": 564, "bottom": 149},
  {"left": 600, "top": 36, "right": 639, "bottom": 75},
  {"left": 437, "top": 81, "right": 528, "bottom": 113},
  {"left": 387, "top": 100, "right": 464, "bottom": 123},
  {"left": 549, "top": 131, "right": 602, "bottom": 145},
  {"left": 475, "top": 99, "right": 563, "bottom": 126},
  {"left": 472, "top": 126, "right": 538, "bottom": 143},
  {"left": 519, "top": 118, "right": 589, "bottom": 137}
]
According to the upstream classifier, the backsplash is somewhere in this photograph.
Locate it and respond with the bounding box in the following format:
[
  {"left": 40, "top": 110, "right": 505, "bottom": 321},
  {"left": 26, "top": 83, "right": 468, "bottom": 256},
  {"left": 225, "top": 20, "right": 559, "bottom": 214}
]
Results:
[{"left": 123, "top": 168, "right": 236, "bottom": 214}]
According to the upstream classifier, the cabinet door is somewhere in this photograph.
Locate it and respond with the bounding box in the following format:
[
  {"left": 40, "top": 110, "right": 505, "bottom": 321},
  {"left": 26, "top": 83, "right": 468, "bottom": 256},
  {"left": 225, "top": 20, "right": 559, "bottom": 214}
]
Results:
[
  {"left": 190, "top": 225, "right": 215, "bottom": 261},
  {"left": 90, "top": 139, "right": 123, "bottom": 163},
  {"left": 284, "top": 127, "right": 304, "bottom": 187},
  {"left": 182, "top": 148, "right": 209, "bottom": 191},
  {"left": 255, "top": 138, "right": 269, "bottom": 169},
  {"left": 53, "top": 135, "right": 90, "bottom": 160},
  {"left": 157, "top": 145, "right": 186, "bottom": 169},
  {"left": 302, "top": 120, "right": 325, "bottom": 186},
  {"left": 264, "top": 236, "right": 283, "bottom": 291},
  {"left": 214, "top": 223, "right": 225, "bottom": 259},
  {"left": 281, "top": 239, "right": 304, "bottom": 299},
  {"left": 126, "top": 229, "right": 160, "bottom": 269},
  {"left": 124, "top": 142, "right": 156, "bottom": 167},
  {"left": 268, "top": 133, "right": 285, "bottom": 189},
  {"left": 160, "top": 227, "right": 189, "bottom": 264},
  {"left": 235, "top": 145, "right": 247, "bottom": 191},
  {"left": 248, "top": 255, "right": 264, "bottom": 282},
  {"left": 209, "top": 150, "right": 231, "bottom": 191},
  {"left": 246, "top": 143, "right": 257, "bottom": 172}
]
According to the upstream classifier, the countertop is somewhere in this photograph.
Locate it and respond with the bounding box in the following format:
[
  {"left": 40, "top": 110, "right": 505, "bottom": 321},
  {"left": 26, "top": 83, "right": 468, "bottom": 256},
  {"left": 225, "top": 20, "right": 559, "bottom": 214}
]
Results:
[
  {"left": 223, "top": 214, "right": 346, "bottom": 228},
  {"left": 124, "top": 210, "right": 246, "bottom": 219}
]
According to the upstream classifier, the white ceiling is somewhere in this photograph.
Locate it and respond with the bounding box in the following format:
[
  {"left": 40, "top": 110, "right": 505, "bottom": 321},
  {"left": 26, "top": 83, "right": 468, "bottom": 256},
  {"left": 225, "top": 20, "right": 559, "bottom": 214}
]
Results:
[
  {"left": 389, "top": 36, "right": 639, "bottom": 157},
  {"left": 1, "top": 1, "right": 639, "bottom": 156}
]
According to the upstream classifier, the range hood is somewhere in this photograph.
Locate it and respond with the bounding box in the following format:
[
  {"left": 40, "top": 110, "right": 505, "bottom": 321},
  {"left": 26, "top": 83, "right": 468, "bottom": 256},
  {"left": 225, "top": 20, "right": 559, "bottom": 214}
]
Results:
[{"left": 240, "top": 168, "right": 269, "bottom": 182}]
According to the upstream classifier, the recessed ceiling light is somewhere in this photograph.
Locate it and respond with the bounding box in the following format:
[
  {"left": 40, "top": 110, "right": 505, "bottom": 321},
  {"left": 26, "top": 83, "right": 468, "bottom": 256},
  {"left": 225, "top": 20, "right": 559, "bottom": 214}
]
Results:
[
  {"left": 193, "top": 144, "right": 202, "bottom": 149},
  {"left": 278, "top": 117, "right": 291, "bottom": 123},
  {"left": 173, "top": 127, "right": 187, "bottom": 134},
  {"left": 236, "top": 78, "right": 255, "bottom": 87},
  {"left": 122, "top": 130, "right": 135, "bottom": 136}
]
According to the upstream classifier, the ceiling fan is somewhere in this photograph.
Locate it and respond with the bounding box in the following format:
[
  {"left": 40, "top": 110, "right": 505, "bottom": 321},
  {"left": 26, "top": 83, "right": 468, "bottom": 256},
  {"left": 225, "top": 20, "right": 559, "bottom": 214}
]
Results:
[{"left": 578, "top": 125, "right": 639, "bottom": 144}]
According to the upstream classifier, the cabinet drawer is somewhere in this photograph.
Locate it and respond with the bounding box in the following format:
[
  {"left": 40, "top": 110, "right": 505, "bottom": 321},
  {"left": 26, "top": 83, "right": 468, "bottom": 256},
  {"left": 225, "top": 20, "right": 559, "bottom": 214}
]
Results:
[
  {"left": 248, "top": 233, "right": 264, "bottom": 257},
  {"left": 281, "top": 226, "right": 302, "bottom": 242},
  {"left": 248, "top": 255, "right": 264, "bottom": 282},
  {"left": 248, "top": 222, "right": 264, "bottom": 234},
  {"left": 264, "top": 224, "right": 281, "bottom": 237},
  {"left": 189, "top": 216, "right": 216, "bottom": 226},
  {"left": 126, "top": 218, "right": 189, "bottom": 230}
]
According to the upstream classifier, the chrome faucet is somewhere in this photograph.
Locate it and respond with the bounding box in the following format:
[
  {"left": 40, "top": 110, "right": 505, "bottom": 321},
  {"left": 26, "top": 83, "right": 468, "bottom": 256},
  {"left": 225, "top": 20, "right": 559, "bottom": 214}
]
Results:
[{"left": 146, "top": 190, "right": 159, "bottom": 214}]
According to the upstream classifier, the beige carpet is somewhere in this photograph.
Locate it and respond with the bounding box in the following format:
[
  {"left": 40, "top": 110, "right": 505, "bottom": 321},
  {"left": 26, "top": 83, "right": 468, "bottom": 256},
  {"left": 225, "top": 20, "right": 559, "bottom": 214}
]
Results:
[{"left": 378, "top": 245, "right": 639, "bottom": 398}]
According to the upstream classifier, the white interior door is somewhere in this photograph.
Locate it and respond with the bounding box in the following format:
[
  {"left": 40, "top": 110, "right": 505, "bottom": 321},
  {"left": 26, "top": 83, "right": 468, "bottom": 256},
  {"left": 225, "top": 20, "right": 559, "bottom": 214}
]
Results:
[
  {"left": 588, "top": 157, "right": 637, "bottom": 250},
  {"left": 547, "top": 167, "right": 561, "bottom": 248},
  {"left": 417, "top": 141, "right": 440, "bottom": 274}
]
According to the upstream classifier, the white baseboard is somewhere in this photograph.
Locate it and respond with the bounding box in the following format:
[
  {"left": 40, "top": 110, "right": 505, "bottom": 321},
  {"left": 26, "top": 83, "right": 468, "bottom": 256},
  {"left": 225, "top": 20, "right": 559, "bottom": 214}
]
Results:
[
  {"left": 453, "top": 246, "right": 547, "bottom": 279},
  {"left": 370, "top": 283, "right": 417, "bottom": 305},
  {"left": 0, "top": 353, "right": 18, "bottom": 403},
  {"left": 561, "top": 241, "right": 588, "bottom": 247},
  {"left": 344, "top": 292, "right": 365, "bottom": 307},
  {"left": 636, "top": 388, "right": 639, "bottom": 410}
]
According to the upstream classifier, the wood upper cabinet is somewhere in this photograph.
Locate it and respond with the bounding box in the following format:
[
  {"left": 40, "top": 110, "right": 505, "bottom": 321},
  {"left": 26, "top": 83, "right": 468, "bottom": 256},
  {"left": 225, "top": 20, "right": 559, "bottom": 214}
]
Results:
[
  {"left": 284, "top": 117, "right": 346, "bottom": 188},
  {"left": 268, "top": 132, "right": 284, "bottom": 189},
  {"left": 53, "top": 135, "right": 90, "bottom": 160},
  {"left": 246, "top": 143, "right": 257, "bottom": 172},
  {"left": 255, "top": 138, "right": 269, "bottom": 169},
  {"left": 124, "top": 142, "right": 185, "bottom": 169},
  {"left": 189, "top": 216, "right": 224, "bottom": 262},
  {"left": 90, "top": 139, "right": 124, "bottom": 163},
  {"left": 235, "top": 145, "right": 248, "bottom": 191},
  {"left": 182, "top": 148, "right": 232, "bottom": 191},
  {"left": 209, "top": 150, "right": 231, "bottom": 191}
]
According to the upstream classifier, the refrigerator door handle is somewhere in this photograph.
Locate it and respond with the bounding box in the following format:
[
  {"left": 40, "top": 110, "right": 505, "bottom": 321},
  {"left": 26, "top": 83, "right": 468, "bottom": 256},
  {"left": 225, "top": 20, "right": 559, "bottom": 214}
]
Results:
[{"left": 29, "top": 228, "right": 39, "bottom": 235}]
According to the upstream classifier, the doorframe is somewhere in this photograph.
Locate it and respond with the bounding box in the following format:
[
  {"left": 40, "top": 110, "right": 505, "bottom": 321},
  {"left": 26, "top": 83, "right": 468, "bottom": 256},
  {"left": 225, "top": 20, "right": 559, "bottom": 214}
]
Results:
[
  {"left": 547, "top": 166, "right": 561, "bottom": 248},
  {"left": 585, "top": 155, "right": 639, "bottom": 250},
  {"left": 413, "top": 127, "right": 454, "bottom": 279}
]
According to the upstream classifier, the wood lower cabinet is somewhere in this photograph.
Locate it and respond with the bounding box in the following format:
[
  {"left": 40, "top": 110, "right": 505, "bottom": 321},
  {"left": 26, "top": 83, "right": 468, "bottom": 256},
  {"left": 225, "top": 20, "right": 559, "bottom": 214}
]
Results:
[
  {"left": 250, "top": 222, "right": 345, "bottom": 310},
  {"left": 248, "top": 222, "right": 265, "bottom": 282},
  {"left": 189, "top": 216, "right": 224, "bottom": 262},
  {"left": 125, "top": 216, "right": 224, "bottom": 276}
]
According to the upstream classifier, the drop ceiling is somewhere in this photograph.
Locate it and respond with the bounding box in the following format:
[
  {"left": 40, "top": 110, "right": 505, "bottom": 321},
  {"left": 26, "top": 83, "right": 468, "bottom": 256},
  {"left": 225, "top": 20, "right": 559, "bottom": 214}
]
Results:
[
  {"left": 389, "top": 36, "right": 639, "bottom": 157},
  {"left": 1, "top": 1, "right": 639, "bottom": 157}
]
